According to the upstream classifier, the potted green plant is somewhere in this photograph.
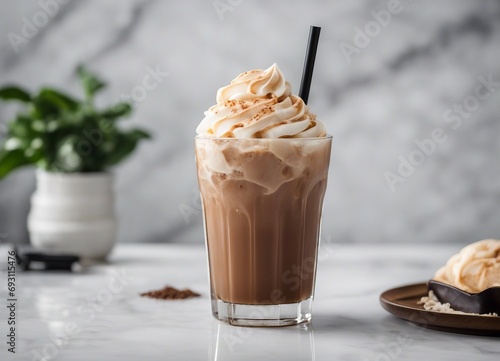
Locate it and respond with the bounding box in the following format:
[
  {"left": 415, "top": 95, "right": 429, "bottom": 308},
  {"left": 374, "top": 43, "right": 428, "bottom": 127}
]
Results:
[{"left": 0, "top": 66, "right": 150, "bottom": 259}]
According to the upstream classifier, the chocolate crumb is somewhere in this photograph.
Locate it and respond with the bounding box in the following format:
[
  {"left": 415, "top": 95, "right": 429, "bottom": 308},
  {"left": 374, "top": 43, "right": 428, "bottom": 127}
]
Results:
[{"left": 140, "top": 286, "right": 201, "bottom": 300}]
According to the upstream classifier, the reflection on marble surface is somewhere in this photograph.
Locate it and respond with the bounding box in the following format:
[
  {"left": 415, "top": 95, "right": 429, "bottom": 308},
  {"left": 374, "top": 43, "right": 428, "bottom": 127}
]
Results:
[
  {"left": 1, "top": 1, "right": 500, "bottom": 246},
  {"left": 210, "top": 322, "right": 315, "bottom": 361},
  {"left": 0, "top": 244, "right": 499, "bottom": 360}
]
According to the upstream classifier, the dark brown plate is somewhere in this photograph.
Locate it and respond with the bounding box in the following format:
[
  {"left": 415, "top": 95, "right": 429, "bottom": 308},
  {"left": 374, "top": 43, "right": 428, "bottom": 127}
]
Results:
[{"left": 380, "top": 283, "right": 500, "bottom": 336}]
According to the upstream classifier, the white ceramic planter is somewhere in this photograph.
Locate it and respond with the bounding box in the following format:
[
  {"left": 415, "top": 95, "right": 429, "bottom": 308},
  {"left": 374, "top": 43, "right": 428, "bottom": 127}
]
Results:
[{"left": 28, "top": 170, "right": 117, "bottom": 260}]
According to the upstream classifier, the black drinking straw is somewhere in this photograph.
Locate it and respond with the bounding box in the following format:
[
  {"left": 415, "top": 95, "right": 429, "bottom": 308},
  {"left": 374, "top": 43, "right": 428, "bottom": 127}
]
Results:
[{"left": 298, "top": 26, "right": 321, "bottom": 105}]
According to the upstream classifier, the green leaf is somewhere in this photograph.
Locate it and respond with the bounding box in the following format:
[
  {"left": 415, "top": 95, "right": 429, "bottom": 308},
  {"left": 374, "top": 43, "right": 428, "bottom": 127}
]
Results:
[
  {"left": 51, "top": 108, "right": 87, "bottom": 129},
  {"left": 24, "top": 138, "right": 44, "bottom": 160},
  {"left": 32, "top": 96, "right": 61, "bottom": 118},
  {"left": 8, "top": 114, "right": 34, "bottom": 139},
  {"left": 30, "top": 88, "right": 80, "bottom": 120},
  {"left": 0, "top": 148, "right": 31, "bottom": 179},
  {"left": 52, "top": 135, "right": 83, "bottom": 172},
  {"left": 38, "top": 88, "right": 79, "bottom": 110},
  {"left": 0, "top": 86, "right": 31, "bottom": 102},
  {"left": 76, "top": 65, "right": 106, "bottom": 100},
  {"left": 102, "top": 129, "right": 150, "bottom": 167},
  {"left": 100, "top": 102, "right": 132, "bottom": 120},
  {"left": 3, "top": 137, "right": 24, "bottom": 151}
]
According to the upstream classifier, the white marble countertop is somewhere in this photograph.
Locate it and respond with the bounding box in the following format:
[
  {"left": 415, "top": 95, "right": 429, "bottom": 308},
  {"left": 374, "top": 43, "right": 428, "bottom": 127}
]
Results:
[{"left": 1, "top": 243, "right": 499, "bottom": 360}]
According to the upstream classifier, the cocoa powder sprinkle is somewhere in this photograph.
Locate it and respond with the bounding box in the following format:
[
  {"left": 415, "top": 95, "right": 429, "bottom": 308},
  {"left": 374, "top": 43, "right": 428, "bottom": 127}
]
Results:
[{"left": 140, "top": 286, "right": 201, "bottom": 300}]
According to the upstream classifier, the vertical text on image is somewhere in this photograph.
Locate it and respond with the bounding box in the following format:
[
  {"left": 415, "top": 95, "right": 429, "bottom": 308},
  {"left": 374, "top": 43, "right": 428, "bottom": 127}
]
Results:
[{"left": 6, "top": 249, "right": 18, "bottom": 354}]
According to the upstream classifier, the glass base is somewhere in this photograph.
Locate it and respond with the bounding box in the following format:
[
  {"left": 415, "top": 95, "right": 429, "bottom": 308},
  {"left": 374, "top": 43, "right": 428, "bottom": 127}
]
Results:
[{"left": 212, "top": 297, "right": 313, "bottom": 327}]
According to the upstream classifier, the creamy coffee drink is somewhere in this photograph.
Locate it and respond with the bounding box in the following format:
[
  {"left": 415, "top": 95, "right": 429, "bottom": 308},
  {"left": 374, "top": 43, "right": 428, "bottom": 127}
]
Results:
[{"left": 196, "top": 64, "right": 331, "bottom": 326}]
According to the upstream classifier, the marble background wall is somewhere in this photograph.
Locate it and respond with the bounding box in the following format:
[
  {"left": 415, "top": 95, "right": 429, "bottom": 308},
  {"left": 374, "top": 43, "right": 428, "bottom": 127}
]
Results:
[{"left": 1, "top": 0, "right": 499, "bottom": 245}]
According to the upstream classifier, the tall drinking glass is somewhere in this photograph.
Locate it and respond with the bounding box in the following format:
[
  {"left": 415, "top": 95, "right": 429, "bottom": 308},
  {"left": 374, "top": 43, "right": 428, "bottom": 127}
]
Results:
[{"left": 195, "top": 136, "right": 332, "bottom": 326}]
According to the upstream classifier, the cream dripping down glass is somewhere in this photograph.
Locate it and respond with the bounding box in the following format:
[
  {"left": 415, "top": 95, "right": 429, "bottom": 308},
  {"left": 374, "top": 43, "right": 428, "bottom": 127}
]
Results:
[{"left": 195, "top": 64, "right": 331, "bottom": 326}]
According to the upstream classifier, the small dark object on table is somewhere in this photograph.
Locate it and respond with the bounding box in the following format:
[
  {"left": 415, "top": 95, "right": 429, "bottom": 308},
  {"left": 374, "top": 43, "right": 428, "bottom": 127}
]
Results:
[
  {"left": 13, "top": 245, "right": 80, "bottom": 271},
  {"left": 140, "top": 286, "right": 201, "bottom": 300}
]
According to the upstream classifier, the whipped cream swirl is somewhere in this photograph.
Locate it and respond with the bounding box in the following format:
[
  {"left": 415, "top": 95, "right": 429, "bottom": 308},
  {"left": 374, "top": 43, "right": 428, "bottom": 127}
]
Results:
[
  {"left": 197, "top": 64, "right": 326, "bottom": 138},
  {"left": 433, "top": 239, "right": 500, "bottom": 293}
]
